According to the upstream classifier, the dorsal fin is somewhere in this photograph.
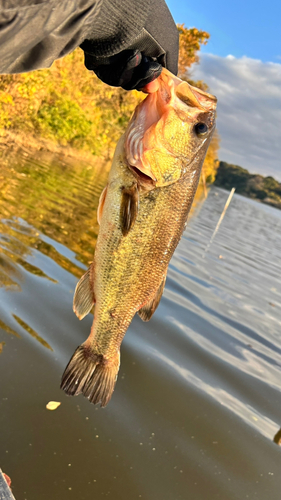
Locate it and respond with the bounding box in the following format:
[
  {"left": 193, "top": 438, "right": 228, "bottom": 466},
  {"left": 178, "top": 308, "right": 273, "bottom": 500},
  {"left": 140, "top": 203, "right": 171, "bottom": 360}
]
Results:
[
  {"left": 138, "top": 273, "right": 167, "bottom": 322},
  {"left": 73, "top": 267, "right": 95, "bottom": 320},
  {"left": 97, "top": 185, "right": 108, "bottom": 225},
  {"left": 120, "top": 183, "right": 139, "bottom": 236}
]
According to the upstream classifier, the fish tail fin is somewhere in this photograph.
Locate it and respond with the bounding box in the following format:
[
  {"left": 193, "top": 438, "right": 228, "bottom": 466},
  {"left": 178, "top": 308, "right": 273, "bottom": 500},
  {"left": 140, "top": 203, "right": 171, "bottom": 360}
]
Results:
[{"left": 60, "top": 345, "right": 120, "bottom": 407}]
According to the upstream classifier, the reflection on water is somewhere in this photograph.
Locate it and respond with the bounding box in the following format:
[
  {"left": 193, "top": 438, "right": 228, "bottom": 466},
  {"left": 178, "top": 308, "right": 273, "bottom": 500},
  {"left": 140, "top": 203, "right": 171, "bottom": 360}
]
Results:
[
  {"left": 0, "top": 318, "right": 20, "bottom": 338},
  {"left": 0, "top": 146, "right": 110, "bottom": 271},
  {"left": 1, "top": 148, "right": 281, "bottom": 500},
  {"left": 13, "top": 314, "right": 53, "bottom": 351}
]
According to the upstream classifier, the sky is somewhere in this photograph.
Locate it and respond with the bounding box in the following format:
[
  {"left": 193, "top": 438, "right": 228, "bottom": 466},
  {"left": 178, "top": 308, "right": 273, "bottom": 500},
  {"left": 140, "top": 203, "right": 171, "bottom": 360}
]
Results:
[{"left": 166, "top": 0, "right": 281, "bottom": 180}]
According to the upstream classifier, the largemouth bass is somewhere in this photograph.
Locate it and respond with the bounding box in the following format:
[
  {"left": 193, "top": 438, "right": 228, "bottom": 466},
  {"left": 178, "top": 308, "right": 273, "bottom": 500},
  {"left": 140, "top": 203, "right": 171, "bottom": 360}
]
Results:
[{"left": 61, "top": 69, "right": 217, "bottom": 406}]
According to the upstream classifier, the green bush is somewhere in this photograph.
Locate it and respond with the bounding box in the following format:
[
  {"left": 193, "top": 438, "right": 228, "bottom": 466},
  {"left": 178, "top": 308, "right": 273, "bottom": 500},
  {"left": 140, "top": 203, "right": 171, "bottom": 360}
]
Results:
[{"left": 36, "top": 96, "right": 92, "bottom": 146}]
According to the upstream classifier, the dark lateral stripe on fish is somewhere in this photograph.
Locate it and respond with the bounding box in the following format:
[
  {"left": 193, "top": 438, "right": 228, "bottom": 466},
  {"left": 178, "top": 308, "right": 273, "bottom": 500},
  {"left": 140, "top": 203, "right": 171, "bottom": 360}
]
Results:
[
  {"left": 120, "top": 183, "right": 139, "bottom": 236},
  {"left": 61, "top": 345, "right": 120, "bottom": 407}
]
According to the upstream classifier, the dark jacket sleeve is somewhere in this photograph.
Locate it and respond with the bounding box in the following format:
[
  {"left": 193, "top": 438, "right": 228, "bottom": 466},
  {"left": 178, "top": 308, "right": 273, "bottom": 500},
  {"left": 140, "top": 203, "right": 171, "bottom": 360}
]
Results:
[{"left": 0, "top": 0, "right": 151, "bottom": 73}]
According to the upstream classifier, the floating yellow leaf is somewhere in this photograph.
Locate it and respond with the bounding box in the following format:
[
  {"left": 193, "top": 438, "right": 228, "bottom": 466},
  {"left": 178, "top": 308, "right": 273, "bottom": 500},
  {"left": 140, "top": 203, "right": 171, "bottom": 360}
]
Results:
[{"left": 46, "top": 401, "right": 61, "bottom": 411}]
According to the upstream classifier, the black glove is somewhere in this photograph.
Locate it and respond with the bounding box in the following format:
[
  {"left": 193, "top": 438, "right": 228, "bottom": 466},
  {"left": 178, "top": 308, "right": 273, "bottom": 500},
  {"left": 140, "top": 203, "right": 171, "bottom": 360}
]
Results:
[{"left": 80, "top": 0, "right": 179, "bottom": 90}]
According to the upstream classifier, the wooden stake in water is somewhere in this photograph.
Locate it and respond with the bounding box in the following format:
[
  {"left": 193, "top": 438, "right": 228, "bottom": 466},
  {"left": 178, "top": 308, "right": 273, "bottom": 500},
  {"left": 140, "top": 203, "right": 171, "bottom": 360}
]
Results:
[{"left": 203, "top": 187, "right": 236, "bottom": 258}]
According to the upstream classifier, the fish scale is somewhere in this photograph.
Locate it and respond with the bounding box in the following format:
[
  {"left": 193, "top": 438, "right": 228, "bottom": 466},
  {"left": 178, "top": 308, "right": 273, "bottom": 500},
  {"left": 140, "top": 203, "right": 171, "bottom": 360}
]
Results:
[
  {"left": 61, "top": 69, "right": 217, "bottom": 406},
  {"left": 94, "top": 155, "right": 199, "bottom": 350}
]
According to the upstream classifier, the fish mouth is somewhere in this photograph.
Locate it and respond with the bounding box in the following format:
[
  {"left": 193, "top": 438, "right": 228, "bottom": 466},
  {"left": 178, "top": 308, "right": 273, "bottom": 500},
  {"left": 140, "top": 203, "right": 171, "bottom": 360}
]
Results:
[
  {"left": 125, "top": 90, "right": 160, "bottom": 187},
  {"left": 125, "top": 68, "right": 217, "bottom": 187},
  {"left": 129, "top": 166, "right": 155, "bottom": 186}
]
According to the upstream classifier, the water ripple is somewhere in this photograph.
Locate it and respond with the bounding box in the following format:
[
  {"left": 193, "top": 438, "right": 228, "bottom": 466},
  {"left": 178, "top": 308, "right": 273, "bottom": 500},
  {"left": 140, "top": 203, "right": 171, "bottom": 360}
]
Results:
[{"left": 1, "top": 154, "right": 281, "bottom": 500}]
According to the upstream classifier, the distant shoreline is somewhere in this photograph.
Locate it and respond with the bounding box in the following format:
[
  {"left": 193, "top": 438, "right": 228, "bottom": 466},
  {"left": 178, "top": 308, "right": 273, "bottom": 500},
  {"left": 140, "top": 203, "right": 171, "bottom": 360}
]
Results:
[{"left": 215, "top": 161, "right": 281, "bottom": 210}]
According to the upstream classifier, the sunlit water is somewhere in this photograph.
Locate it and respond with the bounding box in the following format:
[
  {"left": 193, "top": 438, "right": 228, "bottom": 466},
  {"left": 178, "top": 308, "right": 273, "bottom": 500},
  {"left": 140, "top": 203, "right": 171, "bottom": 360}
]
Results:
[{"left": 1, "top": 148, "right": 281, "bottom": 500}]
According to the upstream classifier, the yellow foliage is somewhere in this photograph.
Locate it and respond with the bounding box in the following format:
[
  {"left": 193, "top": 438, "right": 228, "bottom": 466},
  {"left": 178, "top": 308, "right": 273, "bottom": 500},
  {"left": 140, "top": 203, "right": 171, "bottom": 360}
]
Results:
[
  {"left": 177, "top": 25, "right": 210, "bottom": 78},
  {"left": 0, "top": 50, "right": 143, "bottom": 157},
  {"left": 176, "top": 25, "right": 220, "bottom": 184},
  {"left": 0, "top": 25, "right": 219, "bottom": 181}
]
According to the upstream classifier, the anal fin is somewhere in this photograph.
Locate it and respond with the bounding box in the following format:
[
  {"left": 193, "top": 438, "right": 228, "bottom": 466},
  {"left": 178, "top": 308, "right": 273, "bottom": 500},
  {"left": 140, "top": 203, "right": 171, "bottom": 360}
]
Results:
[
  {"left": 73, "top": 267, "right": 95, "bottom": 320},
  {"left": 138, "top": 273, "right": 167, "bottom": 322},
  {"left": 120, "top": 183, "right": 139, "bottom": 236}
]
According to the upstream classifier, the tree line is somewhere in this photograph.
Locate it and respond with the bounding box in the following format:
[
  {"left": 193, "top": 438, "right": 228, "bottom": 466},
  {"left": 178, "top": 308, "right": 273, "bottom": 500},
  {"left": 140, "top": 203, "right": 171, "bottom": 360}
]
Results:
[
  {"left": 215, "top": 161, "right": 281, "bottom": 209},
  {"left": 0, "top": 25, "right": 220, "bottom": 182}
]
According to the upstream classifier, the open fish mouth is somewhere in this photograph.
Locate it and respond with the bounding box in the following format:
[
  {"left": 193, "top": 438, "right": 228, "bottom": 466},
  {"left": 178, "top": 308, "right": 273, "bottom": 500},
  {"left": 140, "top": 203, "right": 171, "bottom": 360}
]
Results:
[
  {"left": 125, "top": 68, "right": 217, "bottom": 187},
  {"left": 129, "top": 166, "right": 155, "bottom": 185}
]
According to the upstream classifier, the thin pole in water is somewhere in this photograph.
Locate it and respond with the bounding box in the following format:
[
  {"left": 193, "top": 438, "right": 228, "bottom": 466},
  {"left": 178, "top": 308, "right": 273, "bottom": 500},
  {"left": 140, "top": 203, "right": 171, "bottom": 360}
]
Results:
[{"left": 202, "top": 187, "right": 236, "bottom": 258}]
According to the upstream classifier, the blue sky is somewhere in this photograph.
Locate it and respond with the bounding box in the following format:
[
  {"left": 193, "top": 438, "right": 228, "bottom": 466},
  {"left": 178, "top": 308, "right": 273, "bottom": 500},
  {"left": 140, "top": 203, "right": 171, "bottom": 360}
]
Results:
[
  {"left": 167, "top": 0, "right": 281, "bottom": 63},
  {"left": 165, "top": 1, "right": 281, "bottom": 180}
]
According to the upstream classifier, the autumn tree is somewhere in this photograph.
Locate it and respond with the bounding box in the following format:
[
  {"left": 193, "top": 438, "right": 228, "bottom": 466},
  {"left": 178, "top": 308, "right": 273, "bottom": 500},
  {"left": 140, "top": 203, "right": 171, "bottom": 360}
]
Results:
[
  {"left": 177, "top": 25, "right": 210, "bottom": 78},
  {"left": 177, "top": 24, "right": 220, "bottom": 185},
  {"left": 0, "top": 23, "right": 219, "bottom": 180}
]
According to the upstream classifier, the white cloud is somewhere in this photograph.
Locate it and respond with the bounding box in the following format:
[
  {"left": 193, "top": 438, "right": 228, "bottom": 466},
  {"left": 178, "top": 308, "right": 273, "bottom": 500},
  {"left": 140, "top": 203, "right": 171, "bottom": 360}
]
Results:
[{"left": 191, "top": 54, "right": 281, "bottom": 181}]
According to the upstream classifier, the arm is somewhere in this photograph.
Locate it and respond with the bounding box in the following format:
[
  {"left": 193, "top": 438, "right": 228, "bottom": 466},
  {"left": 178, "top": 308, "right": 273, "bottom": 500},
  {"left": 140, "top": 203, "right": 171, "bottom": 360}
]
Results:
[
  {"left": 0, "top": 0, "right": 178, "bottom": 88},
  {"left": 81, "top": 0, "right": 179, "bottom": 89}
]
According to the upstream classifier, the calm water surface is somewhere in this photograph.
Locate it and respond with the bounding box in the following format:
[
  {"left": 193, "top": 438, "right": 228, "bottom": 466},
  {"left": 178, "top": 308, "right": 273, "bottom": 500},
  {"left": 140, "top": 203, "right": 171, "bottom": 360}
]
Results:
[{"left": 1, "top": 147, "right": 281, "bottom": 500}]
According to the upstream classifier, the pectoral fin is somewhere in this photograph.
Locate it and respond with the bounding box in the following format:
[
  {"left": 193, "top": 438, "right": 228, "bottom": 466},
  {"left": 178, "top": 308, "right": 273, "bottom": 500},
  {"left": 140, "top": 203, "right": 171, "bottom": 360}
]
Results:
[
  {"left": 138, "top": 273, "right": 167, "bottom": 322},
  {"left": 97, "top": 185, "right": 108, "bottom": 225},
  {"left": 120, "top": 183, "right": 139, "bottom": 236},
  {"left": 73, "top": 267, "right": 95, "bottom": 320}
]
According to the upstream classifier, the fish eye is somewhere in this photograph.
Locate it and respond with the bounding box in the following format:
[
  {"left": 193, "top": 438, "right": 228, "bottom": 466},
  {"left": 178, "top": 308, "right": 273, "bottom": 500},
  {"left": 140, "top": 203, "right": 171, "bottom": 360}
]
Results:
[{"left": 194, "top": 122, "right": 208, "bottom": 137}]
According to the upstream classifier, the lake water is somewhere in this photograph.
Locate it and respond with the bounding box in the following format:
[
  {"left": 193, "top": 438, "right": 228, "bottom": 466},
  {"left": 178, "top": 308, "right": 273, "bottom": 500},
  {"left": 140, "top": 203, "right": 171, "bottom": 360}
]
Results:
[{"left": 1, "top": 148, "right": 281, "bottom": 500}]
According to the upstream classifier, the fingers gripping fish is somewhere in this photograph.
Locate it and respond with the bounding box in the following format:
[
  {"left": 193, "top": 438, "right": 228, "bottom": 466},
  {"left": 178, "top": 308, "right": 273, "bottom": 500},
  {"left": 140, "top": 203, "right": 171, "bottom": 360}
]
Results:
[{"left": 61, "top": 69, "right": 217, "bottom": 407}]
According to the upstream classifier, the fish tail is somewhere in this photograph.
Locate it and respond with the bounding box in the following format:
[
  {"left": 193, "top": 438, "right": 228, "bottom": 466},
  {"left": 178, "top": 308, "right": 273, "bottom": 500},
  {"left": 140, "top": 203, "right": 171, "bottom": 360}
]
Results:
[{"left": 60, "top": 345, "right": 120, "bottom": 407}]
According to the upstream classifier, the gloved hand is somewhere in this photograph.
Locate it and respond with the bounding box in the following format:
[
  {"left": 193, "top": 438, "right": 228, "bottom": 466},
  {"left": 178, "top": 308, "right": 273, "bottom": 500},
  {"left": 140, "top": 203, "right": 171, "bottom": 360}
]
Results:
[{"left": 80, "top": 0, "right": 179, "bottom": 90}]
